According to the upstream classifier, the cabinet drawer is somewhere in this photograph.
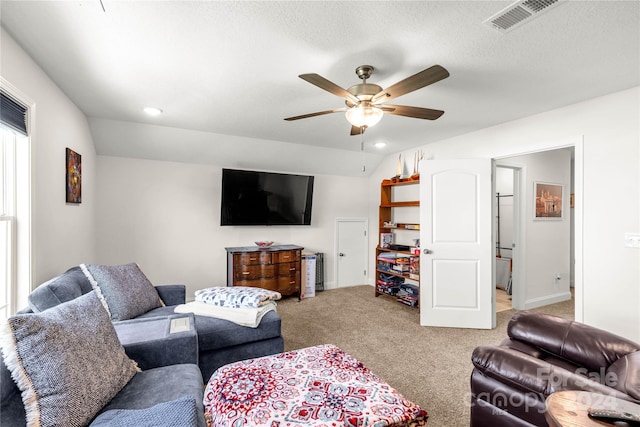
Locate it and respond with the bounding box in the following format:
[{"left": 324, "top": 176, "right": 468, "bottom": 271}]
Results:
[
  {"left": 233, "top": 278, "right": 278, "bottom": 291},
  {"left": 234, "top": 264, "right": 276, "bottom": 281},
  {"left": 234, "top": 252, "right": 272, "bottom": 265},
  {"left": 277, "top": 261, "right": 299, "bottom": 276},
  {"left": 277, "top": 272, "right": 300, "bottom": 294},
  {"left": 273, "top": 250, "right": 300, "bottom": 263}
]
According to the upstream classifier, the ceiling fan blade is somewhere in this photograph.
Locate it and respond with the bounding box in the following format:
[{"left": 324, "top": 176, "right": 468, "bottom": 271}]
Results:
[
  {"left": 284, "top": 108, "right": 347, "bottom": 121},
  {"left": 299, "top": 74, "right": 360, "bottom": 105},
  {"left": 372, "top": 65, "right": 449, "bottom": 104},
  {"left": 350, "top": 125, "right": 367, "bottom": 136},
  {"left": 383, "top": 105, "right": 445, "bottom": 120}
]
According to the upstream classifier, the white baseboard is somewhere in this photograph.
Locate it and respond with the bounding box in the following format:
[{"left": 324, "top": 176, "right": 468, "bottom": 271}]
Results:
[
  {"left": 524, "top": 291, "right": 572, "bottom": 310},
  {"left": 323, "top": 281, "right": 337, "bottom": 290}
]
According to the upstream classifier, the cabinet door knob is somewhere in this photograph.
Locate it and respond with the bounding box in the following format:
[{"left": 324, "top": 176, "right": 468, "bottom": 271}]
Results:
[
  {"left": 339, "top": 253, "right": 345, "bottom": 257},
  {"left": 423, "top": 249, "right": 432, "bottom": 254}
]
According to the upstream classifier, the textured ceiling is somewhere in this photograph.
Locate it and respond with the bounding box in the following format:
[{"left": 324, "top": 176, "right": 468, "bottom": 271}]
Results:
[{"left": 1, "top": 1, "right": 639, "bottom": 176}]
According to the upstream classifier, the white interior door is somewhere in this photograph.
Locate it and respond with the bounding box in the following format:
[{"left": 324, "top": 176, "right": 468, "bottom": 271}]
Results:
[
  {"left": 336, "top": 218, "right": 368, "bottom": 288},
  {"left": 419, "top": 159, "right": 494, "bottom": 329}
]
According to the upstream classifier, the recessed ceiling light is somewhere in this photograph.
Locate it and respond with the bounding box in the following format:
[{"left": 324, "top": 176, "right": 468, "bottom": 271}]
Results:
[
  {"left": 143, "top": 107, "right": 163, "bottom": 116},
  {"left": 374, "top": 142, "right": 386, "bottom": 149}
]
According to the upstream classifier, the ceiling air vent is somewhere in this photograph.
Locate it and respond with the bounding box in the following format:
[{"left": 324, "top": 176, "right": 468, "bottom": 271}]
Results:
[{"left": 484, "top": 0, "right": 566, "bottom": 33}]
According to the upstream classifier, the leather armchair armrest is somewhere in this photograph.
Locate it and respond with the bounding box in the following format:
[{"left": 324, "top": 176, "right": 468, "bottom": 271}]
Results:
[
  {"left": 606, "top": 350, "right": 640, "bottom": 400},
  {"left": 507, "top": 311, "right": 640, "bottom": 371},
  {"left": 155, "top": 284, "right": 186, "bottom": 306},
  {"left": 472, "top": 345, "right": 633, "bottom": 400}
]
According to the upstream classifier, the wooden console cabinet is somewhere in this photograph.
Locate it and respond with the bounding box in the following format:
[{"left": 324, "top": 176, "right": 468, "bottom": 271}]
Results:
[{"left": 225, "top": 245, "right": 303, "bottom": 296}]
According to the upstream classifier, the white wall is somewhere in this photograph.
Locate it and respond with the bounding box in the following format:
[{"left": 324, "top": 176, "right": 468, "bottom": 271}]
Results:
[
  {"left": 1, "top": 28, "right": 97, "bottom": 292},
  {"left": 370, "top": 87, "right": 640, "bottom": 341},
  {"left": 96, "top": 156, "right": 369, "bottom": 298}
]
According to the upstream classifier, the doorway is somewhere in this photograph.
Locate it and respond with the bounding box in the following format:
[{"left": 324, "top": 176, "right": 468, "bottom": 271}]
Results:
[
  {"left": 495, "top": 166, "right": 516, "bottom": 312},
  {"left": 335, "top": 218, "right": 368, "bottom": 288},
  {"left": 495, "top": 147, "right": 576, "bottom": 316}
]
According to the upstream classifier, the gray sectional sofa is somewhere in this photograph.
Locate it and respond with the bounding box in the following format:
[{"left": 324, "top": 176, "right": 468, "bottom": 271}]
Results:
[{"left": 1, "top": 264, "right": 285, "bottom": 426}]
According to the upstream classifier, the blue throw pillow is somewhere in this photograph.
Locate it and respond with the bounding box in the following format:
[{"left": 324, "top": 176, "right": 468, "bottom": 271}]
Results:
[{"left": 81, "top": 263, "right": 164, "bottom": 321}]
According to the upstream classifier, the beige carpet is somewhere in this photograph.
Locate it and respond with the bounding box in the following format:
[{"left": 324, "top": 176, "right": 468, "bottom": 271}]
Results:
[{"left": 277, "top": 285, "right": 574, "bottom": 426}]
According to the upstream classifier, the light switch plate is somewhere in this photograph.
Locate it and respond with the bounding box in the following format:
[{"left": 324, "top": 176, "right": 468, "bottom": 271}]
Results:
[{"left": 624, "top": 233, "right": 640, "bottom": 248}]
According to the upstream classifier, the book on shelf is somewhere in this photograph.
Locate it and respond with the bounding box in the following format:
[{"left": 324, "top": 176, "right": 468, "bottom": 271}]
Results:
[
  {"left": 392, "top": 264, "right": 410, "bottom": 273},
  {"left": 377, "top": 253, "right": 415, "bottom": 264},
  {"left": 410, "top": 257, "right": 420, "bottom": 275},
  {"left": 380, "top": 232, "right": 393, "bottom": 248}
]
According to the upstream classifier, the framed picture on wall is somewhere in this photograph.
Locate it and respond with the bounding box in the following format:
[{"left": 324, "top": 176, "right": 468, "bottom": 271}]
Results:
[
  {"left": 66, "top": 147, "right": 81, "bottom": 203},
  {"left": 534, "top": 181, "right": 563, "bottom": 220}
]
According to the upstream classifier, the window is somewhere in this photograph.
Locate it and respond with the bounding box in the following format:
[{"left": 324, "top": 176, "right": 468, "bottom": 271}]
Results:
[
  {"left": 0, "top": 87, "right": 30, "bottom": 318},
  {"left": 1, "top": 127, "right": 17, "bottom": 317}
]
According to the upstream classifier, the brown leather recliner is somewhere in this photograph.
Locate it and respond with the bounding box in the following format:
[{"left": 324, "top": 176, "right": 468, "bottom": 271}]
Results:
[{"left": 470, "top": 310, "right": 640, "bottom": 426}]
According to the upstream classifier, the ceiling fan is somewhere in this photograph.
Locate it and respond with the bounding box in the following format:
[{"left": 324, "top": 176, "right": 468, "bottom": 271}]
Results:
[{"left": 284, "top": 64, "right": 449, "bottom": 136}]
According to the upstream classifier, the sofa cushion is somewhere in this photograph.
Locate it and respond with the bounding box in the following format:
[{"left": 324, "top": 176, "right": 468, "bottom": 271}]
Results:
[
  {"left": 114, "top": 314, "right": 199, "bottom": 370},
  {"left": 89, "top": 395, "right": 198, "bottom": 427},
  {"left": 0, "top": 291, "right": 139, "bottom": 427},
  {"left": 194, "top": 310, "right": 282, "bottom": 352},
  {"left": 194, "top": 286, "right": 281, "bottom": 308},
  {"left": 97, "top": 364, "right": 206, "bottom": 427},
  {"left": 137, "top": 305, "right": 182, "bottom": 319},
  {"left": 154, "top": 284, "right": 186, "bottom": 306},
  {"left": 1, "top": 356, "right": 25, "bottom": 425},
  {"left": 81, "top": 263, "right": 164, "bottom": 321},
  {"left": 27, "top": 266, "right": 93, "bottom": 312}
]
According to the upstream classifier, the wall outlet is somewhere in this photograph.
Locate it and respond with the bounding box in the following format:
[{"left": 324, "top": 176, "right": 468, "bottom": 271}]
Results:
[{"left": 625, "top": 233, "right": 640, "bottom": 248}]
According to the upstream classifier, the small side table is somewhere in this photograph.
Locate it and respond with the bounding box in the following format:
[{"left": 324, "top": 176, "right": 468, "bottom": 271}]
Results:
[{"left": 545, "top": 390, "right": 640, "bottom": 427}]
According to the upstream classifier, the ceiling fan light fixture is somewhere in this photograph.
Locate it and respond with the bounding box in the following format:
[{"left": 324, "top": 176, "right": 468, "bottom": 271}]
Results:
[
  {"left": 345, "top": 103, "right": 383, "bottom": 128},
  {"left": 143, "top": 107, "right": 163, "bottom": 116}
]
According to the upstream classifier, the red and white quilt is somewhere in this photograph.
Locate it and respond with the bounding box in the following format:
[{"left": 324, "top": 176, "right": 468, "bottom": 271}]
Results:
[{"left": 204, "top": 344, "right": 428, "bottom": 427}]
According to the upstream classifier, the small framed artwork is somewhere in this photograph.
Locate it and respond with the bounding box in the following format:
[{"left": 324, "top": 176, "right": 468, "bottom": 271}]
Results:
[
  {"left": 534, "top": 181, "right": 563, "bottom": 220},
  {"left": 66, "top": 148, "right": 81, "bottom": 203}
]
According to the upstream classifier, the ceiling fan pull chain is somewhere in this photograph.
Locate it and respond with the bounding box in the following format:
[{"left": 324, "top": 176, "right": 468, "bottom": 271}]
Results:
[{"left": 360, "top": 129, "right": 366, "bottom": 173}]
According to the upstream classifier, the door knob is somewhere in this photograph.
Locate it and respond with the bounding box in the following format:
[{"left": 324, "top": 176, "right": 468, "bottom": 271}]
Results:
[
  {"left": 339, "top": 253, "right": 345, "bottom": 257},
  {"left": 423, "top": 249, "right": 432, "bottom": 254}
]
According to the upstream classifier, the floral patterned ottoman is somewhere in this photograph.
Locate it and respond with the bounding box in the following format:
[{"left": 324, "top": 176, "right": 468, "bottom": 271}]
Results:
[{"left": 204, "top": 344, "right": 428, "bottom": 427}]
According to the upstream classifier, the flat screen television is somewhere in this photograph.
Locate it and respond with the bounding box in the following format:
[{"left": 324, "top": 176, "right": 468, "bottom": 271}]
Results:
[{"left": 220, "top": 168, "right": 314, "bottom": 226}]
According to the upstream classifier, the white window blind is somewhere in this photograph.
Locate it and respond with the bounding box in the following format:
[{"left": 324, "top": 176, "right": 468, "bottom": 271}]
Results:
[{"left": 0, "top": 90, "right": 28, "bottom": 136}]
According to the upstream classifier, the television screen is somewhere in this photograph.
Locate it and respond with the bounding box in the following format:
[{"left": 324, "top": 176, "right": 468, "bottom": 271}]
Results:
[{"left": 221, "top": 169, "right": 314, "bottom": 226}]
